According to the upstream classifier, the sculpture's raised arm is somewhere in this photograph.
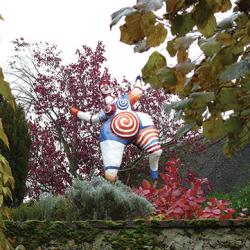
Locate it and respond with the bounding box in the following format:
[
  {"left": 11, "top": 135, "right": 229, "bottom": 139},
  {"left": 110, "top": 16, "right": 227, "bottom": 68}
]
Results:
[
  {"left": 70, "top": 107, "right": 107, "bottom": 123},
  {"left": 128, "top": 75, "right": 145, "bottom": 106}
]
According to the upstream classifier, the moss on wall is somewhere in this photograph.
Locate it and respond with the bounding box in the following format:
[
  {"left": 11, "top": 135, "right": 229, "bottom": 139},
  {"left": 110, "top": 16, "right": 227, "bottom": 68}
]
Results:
[{"left": 4, "top": 219, "right": 250, "bottom": 250}]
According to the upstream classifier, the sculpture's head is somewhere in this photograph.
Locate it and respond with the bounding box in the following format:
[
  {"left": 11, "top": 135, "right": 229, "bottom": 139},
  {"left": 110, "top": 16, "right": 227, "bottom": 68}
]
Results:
[
  {"left": 99, "top": 81, "right": 116, "bottom": 104},
  {"left": 99, "top": 81, "right": 111, "bottom": 94}
]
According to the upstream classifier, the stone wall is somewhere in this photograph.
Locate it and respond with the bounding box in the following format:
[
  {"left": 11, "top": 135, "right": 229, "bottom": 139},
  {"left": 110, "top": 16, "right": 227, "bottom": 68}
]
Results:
[
  {"left": 163, "top": 141, "right": 250, "bottom": 193},
  {"left": 5, "top": 219, "right": 250, "bottom": 250}
]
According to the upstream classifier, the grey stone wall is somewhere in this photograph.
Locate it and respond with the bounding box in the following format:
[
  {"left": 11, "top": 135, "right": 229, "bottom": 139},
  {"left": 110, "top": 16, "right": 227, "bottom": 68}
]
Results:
[{"left": 167, "top": 141, "right": 250, "bottom": 193}]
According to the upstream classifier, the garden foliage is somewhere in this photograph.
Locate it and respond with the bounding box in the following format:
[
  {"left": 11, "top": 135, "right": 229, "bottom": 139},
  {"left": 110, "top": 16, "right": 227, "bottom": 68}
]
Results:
[
  {"left": 231, "top": 183, "right": 250, "bottom": 215},
  {"left": 12, "top": 176, "right": 153, "bottom": 221},
  {"left": 134, "top": 159, "right": 237, "bottom": 220},
  {"left": 0, "top": 97, "right": 31, "bottom": 207},
  {"left": 112, "top": 0, "right": 250, "bottom": 156},
  {"left": 0, "top": 16, "right": 16, "bottom": 250}
]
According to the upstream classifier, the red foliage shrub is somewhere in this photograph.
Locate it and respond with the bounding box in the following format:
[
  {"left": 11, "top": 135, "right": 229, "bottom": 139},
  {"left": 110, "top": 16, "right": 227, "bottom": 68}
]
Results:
[{"left": 134, "top": 158, "right": 236, "bottom": 220}]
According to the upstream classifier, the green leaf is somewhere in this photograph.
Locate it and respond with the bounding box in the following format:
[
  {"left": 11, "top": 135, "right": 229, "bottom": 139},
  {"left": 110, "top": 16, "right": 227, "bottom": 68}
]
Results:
[
  {"left": 199, "top": 37, "right": 222, "bottom": 57},
  {"left": 224, "top": 117, "right": 242, "bottom": 135},
  {"left": 175, "top": 122, "right": 195, "bottom": 139},
  {"left": 219, "top": 58, "right": 250, "bottom": 81},
  {"left": 215, "top": 47, "right": 235, "bottom": 66},
  {"left": 198, "top": 14, "right": 217, "bottom": 38},
  {"left": 167, "top": 36, "right": 195, "bottom": 59},
  {"left": 190, "top": 91, "right": 215, "bottom": 104},
  {"left": 167, "top": 39, "right": 177, "bottom": 57},
  {"left": 203, "top": 115, "right": 225, "bottom": 141},
  {"left": 218, "top": 88, "right": 241, "bottom": 112},
  {"left": 157, "top": 67, "right": 177, "bottom": 87},
  {"left": 175, "top": 62, "right": 196, "bottom": 74},
  {"left": 142, "top": 51, "right": 166, "bottom": 88},
  {"left": 171, "top": 13, "right": 195, "bottom": 36},
  {"left": 193, "top": 0, "right": 214, "bottom": 28},
  {"left": 241, "top": 109, "right": 250, "bottom": 116},
  {"left": 243, "top": 80, "right": 250, "bottom": 91},
  {"left": 169, "top": 98, "right": 193, "bottom": 111},
  {"left": 174, "top": 36, "right": 196, "bottom": 50},
  {"left": 146, "top": 23, "right": 167, "bottom": 48}
]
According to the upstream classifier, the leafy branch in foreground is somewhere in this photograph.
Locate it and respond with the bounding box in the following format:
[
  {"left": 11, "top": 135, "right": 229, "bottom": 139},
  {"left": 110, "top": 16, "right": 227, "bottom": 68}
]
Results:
[
  {"left": 111, "top": 0, "right": 250, "bottom": 156},
  {"left": 0, "top": 66, "right": 15, "bottom": 249}
]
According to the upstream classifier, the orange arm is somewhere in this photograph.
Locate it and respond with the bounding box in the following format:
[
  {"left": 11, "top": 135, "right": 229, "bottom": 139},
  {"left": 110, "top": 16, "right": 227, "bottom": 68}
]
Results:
[{"left": 128, "top": 86, "right": 144, "bottom": 106}]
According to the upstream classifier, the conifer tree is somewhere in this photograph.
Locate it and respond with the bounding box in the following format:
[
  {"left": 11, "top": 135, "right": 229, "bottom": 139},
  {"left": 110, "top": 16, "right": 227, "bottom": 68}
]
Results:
[{"left": 0, "top": 96, "right": 31, "bottom": 206}]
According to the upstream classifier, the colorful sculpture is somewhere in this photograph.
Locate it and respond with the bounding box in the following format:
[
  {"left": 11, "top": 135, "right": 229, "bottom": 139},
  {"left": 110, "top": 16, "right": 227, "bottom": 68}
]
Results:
[{"left": 70, "top": 77, "right": 162, "bottom": 183}]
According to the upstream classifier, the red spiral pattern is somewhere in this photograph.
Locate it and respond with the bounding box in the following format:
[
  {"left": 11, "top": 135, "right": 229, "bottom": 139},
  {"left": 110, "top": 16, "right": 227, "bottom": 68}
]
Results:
[{"left": 111, "top": 111, "right": 139, "bottom": 138}]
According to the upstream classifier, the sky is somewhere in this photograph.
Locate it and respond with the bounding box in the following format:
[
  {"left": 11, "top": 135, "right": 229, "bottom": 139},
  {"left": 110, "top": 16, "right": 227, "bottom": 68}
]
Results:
[
  {"left": 0, "top": 0, "right": 159, "bottom": 83},
  {"left": 0, "top": 0, "right": 234, "bottom": 85}
]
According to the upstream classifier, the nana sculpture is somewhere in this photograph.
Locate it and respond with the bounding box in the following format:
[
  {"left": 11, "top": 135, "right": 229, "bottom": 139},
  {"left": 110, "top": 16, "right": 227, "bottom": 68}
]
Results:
[{"left": 70, "top": 76, "right": 162, "bottom": 184}]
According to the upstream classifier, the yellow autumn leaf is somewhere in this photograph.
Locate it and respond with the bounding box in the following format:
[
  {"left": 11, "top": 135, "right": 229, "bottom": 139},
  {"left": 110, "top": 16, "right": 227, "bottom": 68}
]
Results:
[
  {"left": 0, "top": 154, "right": 13, "bottom": 177},
  {"left": 177, "top": 48, "right": 188, "bottom": 63},
  {"left": 166, "top": 0, "right": 185, "bottom": 13},
  {"left": 146, "top": 23, "right": 167, "bottom": 48},
  {"left": 174, "top": 70, "right": 186, "bottom": 93},
  {"left": 0, "top": 195, "right": 3, "bottom": 207},
  {"left": 120, "top": 12, "right": 144, "bottom": 45},
  {"left": 0, "top": 119, "right": 9, "bottom": 149},
  {"left": 0, "top": 68, "right": 16, "bottom": 110},
  {"left": 216, "top": 0, "right": 232, "bottom": 12},
  {"left": 140, "top": 12, "right": 156, "bottom": 36}
]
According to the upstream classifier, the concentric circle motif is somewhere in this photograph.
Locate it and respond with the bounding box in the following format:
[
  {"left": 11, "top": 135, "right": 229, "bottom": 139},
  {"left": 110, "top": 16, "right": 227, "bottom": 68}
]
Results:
[
  {"left": 116, "top": 99, "right": 129, "bottom": 110},
  {"left": 104, "top": 104, "right": 116, "bottom": 115},
  {"left": 111, "top": 111, "right": 139, "bottom": 138}
]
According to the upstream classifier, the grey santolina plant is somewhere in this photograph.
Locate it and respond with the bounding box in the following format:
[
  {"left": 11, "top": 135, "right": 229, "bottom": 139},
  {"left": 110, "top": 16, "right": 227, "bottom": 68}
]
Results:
[
  {"left": 65, "top": 176, "right": 153, "bottom": 220},
  {"left": 12, "top": 176, "right": 153, "bottom": 221}
]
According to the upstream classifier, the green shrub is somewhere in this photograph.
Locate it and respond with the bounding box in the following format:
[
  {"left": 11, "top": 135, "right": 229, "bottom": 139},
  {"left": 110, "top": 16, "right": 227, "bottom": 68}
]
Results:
[
  {"left": 206, "top": 182, "right": 250, "bottom": 216},
  {"left": 12, "top": 194, "right": 79, "bottom": 221},
  {"left": 12, "top": 200, "right": 42, "bottom": 221},
  {"left": 231, "top": 183, "right": 250, "bottom": 216},
  {"left": 206, "top": 191, "right": 231, "bottom": 201},
  {"left": 12, "top": 177, "right": 153, "bottom": 221},
  {"left": 66, "top": 176, "right": 153, "bottom": 220}
]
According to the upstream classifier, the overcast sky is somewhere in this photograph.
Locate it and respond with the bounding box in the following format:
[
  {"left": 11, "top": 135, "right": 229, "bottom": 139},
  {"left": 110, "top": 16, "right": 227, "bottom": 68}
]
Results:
[
  {"left": 0, "top": 0, "right": 234, "bottom": 85},
  {"left": 0, "top": 0, "right": 161, "bottom": 83}
]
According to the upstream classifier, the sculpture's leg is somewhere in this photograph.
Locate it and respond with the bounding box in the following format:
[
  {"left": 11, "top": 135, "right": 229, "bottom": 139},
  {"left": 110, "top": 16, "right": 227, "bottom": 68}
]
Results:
[
  {"left": 134, "top": 126, "right": 162, "bottom": 182},
  {"left": 148, "top": 148, "right": 162, "bottom": 181},
  {"left": 100, "top": 140, "right": 125, "bottom": 183}
]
